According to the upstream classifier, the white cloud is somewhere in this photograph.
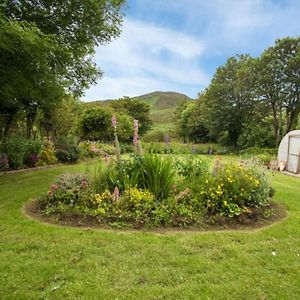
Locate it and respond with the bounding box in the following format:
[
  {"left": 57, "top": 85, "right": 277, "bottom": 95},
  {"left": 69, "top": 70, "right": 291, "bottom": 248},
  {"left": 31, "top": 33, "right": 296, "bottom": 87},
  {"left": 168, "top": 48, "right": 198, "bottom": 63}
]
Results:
[
  {"left": 82, "top": 0, "right": 300, "bottom": 101},
  {"left": 82, "top": 19, "right": 209, "bottom": 101}
]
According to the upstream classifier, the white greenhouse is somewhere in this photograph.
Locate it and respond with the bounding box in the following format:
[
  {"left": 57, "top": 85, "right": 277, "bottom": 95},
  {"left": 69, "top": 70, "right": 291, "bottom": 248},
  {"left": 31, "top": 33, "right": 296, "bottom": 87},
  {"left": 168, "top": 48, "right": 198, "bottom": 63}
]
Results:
[{"left": 278, "top": 130, "right": 300, "bottom": 174}]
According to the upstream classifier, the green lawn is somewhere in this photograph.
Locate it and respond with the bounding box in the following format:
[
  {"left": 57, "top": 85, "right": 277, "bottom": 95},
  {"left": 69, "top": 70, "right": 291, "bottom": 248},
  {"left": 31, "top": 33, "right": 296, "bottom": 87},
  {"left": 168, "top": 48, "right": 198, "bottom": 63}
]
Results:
[{"left": 0, "top": 158, "right": 300, "bottom": 299}]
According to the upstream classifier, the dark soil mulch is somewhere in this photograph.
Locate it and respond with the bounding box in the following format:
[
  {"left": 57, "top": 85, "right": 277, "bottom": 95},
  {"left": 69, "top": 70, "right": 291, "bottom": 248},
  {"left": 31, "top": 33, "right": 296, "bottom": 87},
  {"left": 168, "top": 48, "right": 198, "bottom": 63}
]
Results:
[{"left": 24, "top": 200, "right": 287, "bottom": 233}]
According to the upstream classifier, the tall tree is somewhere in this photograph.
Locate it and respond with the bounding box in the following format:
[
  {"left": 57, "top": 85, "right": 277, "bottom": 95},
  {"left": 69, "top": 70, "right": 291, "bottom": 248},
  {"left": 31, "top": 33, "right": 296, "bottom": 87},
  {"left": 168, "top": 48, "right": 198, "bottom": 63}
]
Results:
[
  {"left": 202, "top": 55, "right": 255, "bottom": 146},
  {"left": 3, "top": 0, "right": 126, "bottom": 95},
  {"left": 110, "top": 97, "right": 152, "bottom": 135},
  {"left": 0, "top": 14, "right": 63, "bottom": 137},
  {"left": 253, "top": 37, "right": 300, "bottom": 145},
  {"left": 175, "top": 100, "right": 209, "bottom": 143},
  {"left": 0, "top": 0, "right": 126, "bottom": 138},
  {"left": 78, "top": 106, "right": 133, "bottom": 142}
]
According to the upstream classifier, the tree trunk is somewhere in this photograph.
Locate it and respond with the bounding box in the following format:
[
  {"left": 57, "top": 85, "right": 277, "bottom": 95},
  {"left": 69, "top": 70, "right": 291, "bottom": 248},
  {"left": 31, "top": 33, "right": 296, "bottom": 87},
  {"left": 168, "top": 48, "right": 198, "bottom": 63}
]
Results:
[{"left": 271, "top": 102, "right": 280, "bottom": 147}]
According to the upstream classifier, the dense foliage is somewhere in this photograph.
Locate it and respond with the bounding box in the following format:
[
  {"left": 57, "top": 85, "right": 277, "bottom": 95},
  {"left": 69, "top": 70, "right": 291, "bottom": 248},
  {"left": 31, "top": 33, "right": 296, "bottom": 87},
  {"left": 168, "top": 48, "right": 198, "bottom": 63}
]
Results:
[
  {"left": 38, "top": 155, "right": 273, "bottom": 228},
  {"left": 0, "top": 0, "right": 126, "bottom": 168},
  {"left": 78, "top": 107, "right": 134, "bottom": 143},
  {"left": 175, "top": 37, "right": 300, "bottom": 148}
]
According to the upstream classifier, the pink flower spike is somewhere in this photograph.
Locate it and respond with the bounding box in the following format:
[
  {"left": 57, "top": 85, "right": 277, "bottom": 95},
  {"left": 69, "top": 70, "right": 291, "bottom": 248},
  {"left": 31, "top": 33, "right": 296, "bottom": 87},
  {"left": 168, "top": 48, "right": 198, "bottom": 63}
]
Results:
[
  {"left": 133, "top": 132, "right": 138, "bottom": 145},
  {"left": 81, "top": 180, "right": 87, "bottom": 189},
  {"left": 113, "top": 186, "right": 120, "bottom": 202},
  {"left": 112, "top": 115, "right": 117, "bottom": 127}
]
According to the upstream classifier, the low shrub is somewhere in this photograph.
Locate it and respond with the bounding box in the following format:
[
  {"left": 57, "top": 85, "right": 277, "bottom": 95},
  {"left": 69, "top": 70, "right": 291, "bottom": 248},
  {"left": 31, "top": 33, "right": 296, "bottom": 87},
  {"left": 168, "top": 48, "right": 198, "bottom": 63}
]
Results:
[
  {"left": 38, "top": 173, "right": 92, "bottom": 210},
  {"left": 196, "top": 163, "right": 271, "bottom": 217},
  {"left": 240, "top": 147, "right": 277, "bottom": 156},
  {"left": 120, "top": 143, "right": 134, "bottom": 154},
  {"left": 38, "top": 142, "right": 57, "bottom": 166},
  {"left": 55, "top": 136, "right": 80, "bottom": 163},
  {"left": 112, "top": 155, "right": 143, "bottom": 191},
  {"left": 92, "top": 160, "right": 117, "bottom": 194},
  {"left": 93, "top": 154, "right": 175, "bottom": 201},
  {"left": 118, "top": 187, "right": 155, "bottom": 224},
  {"left": 25, "top": 154, "right": 39, "bottom": 168},
  {"left": 142, "top": 142, "right": 228, "bottom": 155},
  {"left": 173, "top": 155, "right": 209, "bottom": 179},
  {"left": 79, "top": 141, "right": 114, "bottom": 158},
  {"left": 0, "top": 154, "right": 9, "bottom": 171},
  {"left": 142, "top": 130, "right": 165, "bottom": 142},
  {"left": 0, "top": 136, "right": 42, "bottom": 169}
]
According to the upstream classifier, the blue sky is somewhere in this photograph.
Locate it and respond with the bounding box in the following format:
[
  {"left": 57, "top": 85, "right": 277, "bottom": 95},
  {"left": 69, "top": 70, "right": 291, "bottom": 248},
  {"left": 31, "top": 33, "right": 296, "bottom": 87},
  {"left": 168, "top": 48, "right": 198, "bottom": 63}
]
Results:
[{"left": 82, "top": 0, "right": 300, "bottom": 101}]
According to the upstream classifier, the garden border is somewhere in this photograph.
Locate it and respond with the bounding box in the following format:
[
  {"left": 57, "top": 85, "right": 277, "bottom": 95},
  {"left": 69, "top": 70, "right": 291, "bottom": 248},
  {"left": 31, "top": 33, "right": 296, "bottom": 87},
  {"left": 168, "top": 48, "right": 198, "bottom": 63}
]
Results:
[{"left": 23, "top": 199, "right": 288, "bottom": 234}]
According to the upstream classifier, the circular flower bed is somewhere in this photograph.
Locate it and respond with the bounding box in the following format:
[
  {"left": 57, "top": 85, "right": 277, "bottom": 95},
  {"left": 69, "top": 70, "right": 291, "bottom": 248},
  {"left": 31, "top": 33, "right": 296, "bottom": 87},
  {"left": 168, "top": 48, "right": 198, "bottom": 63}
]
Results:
[{"left": 32, "top": 154, "right": 279, "bottom": 229}]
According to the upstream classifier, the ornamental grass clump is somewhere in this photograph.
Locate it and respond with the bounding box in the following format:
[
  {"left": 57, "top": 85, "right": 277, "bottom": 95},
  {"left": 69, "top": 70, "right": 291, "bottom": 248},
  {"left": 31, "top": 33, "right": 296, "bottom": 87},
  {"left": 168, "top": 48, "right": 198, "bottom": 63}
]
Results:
[{"left": 141, "top": 154, "right": 175, "bottom": 201}]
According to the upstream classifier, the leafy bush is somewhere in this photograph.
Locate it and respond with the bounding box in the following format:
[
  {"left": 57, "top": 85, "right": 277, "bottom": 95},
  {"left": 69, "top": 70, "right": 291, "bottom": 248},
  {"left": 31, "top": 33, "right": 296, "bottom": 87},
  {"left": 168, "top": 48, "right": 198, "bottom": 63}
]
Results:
[
  {"left": 92, "top": 154, "right": 176, "bottom": 199},
  {"left": 2, "top": 136, "right": 27, "bottom": 169},
  {"left": 113, "top": 155, "right": 144, "bottom": 190},
  {"left": 79, "top": 141, "right": 114, "bottom": 158},
  {"left": 118, "top": 187, "right": 155, "bottom": 224},
  {"left": 92, "top": 160, "right": 117, "bottom": 194},
  {"left": 0, "top": 136, "right": 42, "bottom": 169},
  {"left": 239, "top": 147, "right": 277, "bottom": 166},
  {"left": 38, "top": 142, "right": 57, "bottom": 166},
  {"left": 0, "top": 154, "right": 9, "bottom": 171},
  {"left": 55, "top": 136, "right": 80, "bottom": 163},
  {"left": 240, "top": 146, "right": 277, "bottom": 157},
  {"left": 25, "top": 154, "right": 39, "bottom": 167},
  {"left": 120, "top": 143, "right": 134, "bottom": 154},
  {"left": 173, "top": 155, "right": 208, "bottom": 179},
  {"left": 142, "top": 130, "right": 165, "bottom": 142},
  {"left": 197, "top": 163, "right": 271, "bottom": 217},
  {"left": 142, "top": 142, "right": 227, "bottom": 155},
  {"left": 39, "top": 173, "right": 91, "bottom": 210}
]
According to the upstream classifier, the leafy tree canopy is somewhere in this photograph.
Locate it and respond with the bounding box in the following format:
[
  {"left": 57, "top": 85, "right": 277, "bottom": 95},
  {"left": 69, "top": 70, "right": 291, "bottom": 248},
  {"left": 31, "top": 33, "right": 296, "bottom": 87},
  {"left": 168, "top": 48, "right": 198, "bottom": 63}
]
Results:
[
  {"left": 79, "top": 107, "right": 133, "bottom": 142},
  {"left": 0, "top": 0, "right": 126, "bottom": 138},
  {"left": 110, "top": 96, "right": 152, "bottom": 135}
]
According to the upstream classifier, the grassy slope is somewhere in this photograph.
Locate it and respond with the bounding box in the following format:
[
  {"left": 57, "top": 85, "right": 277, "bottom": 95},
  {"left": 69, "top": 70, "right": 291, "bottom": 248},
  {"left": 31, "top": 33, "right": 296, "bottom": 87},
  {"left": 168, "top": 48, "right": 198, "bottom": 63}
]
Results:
[
  {"left": 0, "top": 158, "right": 300, "bottom": 299},
  {"left": 86, "top": 91, "right": 192, "bottom": 132}
]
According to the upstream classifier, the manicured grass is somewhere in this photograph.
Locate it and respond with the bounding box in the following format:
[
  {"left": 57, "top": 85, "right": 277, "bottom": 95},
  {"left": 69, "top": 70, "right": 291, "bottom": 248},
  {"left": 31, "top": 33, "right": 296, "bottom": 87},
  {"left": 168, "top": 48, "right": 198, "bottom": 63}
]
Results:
[{"left": 0, "top": 157, "right": 300, "bottom": 299}]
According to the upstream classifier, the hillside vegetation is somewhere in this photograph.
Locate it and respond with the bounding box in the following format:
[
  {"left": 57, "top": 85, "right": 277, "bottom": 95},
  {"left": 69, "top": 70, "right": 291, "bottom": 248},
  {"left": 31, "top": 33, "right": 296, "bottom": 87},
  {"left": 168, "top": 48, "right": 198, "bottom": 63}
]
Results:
[{"left": 86, "top": 91, "right": 193, "bottom": 131}]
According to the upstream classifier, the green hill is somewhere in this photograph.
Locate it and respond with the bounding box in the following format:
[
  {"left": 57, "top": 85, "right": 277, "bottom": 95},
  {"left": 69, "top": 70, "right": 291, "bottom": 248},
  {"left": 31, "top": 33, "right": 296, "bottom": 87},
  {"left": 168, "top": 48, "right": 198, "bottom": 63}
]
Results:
[{"left": 86, "top": 91, "right": 193, "bottom": 131}]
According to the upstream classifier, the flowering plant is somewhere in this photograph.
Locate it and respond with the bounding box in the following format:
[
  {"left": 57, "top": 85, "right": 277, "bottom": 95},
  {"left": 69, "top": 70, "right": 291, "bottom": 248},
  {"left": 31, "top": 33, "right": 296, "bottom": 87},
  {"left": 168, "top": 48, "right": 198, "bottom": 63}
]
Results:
[
  {"left": 38, "top": 173, "right": 92, "bottom": 210},
  {"left": 197, "top": 163, "right": 271, "bottom": 217}
]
